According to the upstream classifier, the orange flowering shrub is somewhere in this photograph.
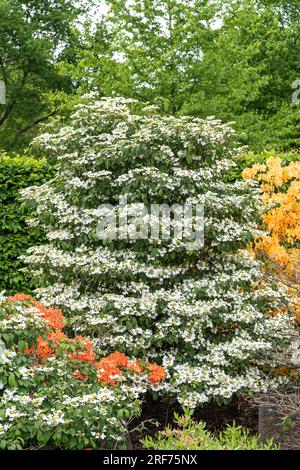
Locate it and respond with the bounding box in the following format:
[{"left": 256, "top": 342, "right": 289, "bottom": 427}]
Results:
[
  {"left": 94, "top": 354, "right": 166, "bottom": 387},
  {"left": 69, "top": 336, "right": 96, "bottom": 363},
  {"left": 7, "top": 293, "right": 65, "bottom": 331},
  {"left": 243, "top": 157, "right": 300, "bottom": 321}
]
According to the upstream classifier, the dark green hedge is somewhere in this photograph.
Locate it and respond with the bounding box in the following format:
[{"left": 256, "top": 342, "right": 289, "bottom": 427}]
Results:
[{"left": 0, "top": 155, "right": 55, "bottom": 293}]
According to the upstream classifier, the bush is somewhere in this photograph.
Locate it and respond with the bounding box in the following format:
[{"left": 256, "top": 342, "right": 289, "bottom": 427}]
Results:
[
  {"left": 22, "top": 96, "right": 294, "bottom": 408},
  {"left": 228, "top": 148, "right": 300, "bottom": 182},
  {"left": 142, "top": 411, "right": 279, "bottom": 450},
  {"left": 0, "top": 293, "right": 166, "bottom": 449},
  {"left": 0, "top": 154, "right": 55, "bottom": 293}
]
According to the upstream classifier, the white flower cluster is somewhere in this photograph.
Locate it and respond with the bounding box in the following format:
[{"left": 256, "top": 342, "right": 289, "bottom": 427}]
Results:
[{"left": 22, "top": 96, "right": 295, "bottom": 407}]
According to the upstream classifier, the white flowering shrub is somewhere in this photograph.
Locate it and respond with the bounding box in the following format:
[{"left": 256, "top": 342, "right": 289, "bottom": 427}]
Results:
[{"left": 22, "top": 96, "right": 294, "bottom": 408}]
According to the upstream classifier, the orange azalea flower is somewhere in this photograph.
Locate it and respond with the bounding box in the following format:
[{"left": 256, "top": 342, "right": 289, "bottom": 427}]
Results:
[
  {"left": 6, "top": 294, "right": 168, "bottom": 388},
  {"left": 6, "top": 295, "right": 65, "bottom": 332},
  {"left": 7, "top": 293, "right": 33, "bottom": 302},
  {"left": 36, "top": 338, "right": 54, "bottom": 358},
  {"left": 70, "top": 349, "right": 96, "bottom": 363},
  {"left": 73, "top": 370, "right": 89, "bottom": 381},
  {"left": 25, "top": 330, "right": 68, "bottom": 358},
  {"left": 71, "top": 336, "right": 94, "bottom": 350},
  {"left": 69, "top": 336, "right": 96, "bottom": 363},
  {"left": 26, "top": 337, "right": 54, "bottom": 358},
  {"left": 94, "top": 359, "right": 123, "bottom": 386},
  {"left": 48, "top": 331, "right": 68, "bottom": 344},
  {"left": 147, "top": 363, "right": 167, "bottom": 384},
  {"left": 243, "top": 157, "right": 300, "bottom": 323},
  {"left": 127, "top": 359, "right": 142, "bottom": 374},
  {"left": 34, "top": 302, "right": 65, "bottom": 331}
]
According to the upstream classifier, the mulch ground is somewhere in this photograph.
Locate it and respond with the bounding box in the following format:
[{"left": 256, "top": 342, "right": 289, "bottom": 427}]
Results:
[{"left": 129, "top": 394, "right": 258, "bottom": 449}]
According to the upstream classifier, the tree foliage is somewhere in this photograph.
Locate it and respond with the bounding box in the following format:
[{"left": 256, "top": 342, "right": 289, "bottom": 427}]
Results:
[
  {"left": 1, "top": 0, "right": 299, "bottom": 152},
  {"left": 193, "top": 0, "right": 300, "bottom": 149}
]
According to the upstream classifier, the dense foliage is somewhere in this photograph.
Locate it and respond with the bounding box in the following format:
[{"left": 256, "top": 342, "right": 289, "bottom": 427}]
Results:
[
  {"left": 22, "top": 96, "right": 294, "bottom": 408},
  {"left": 61, "top": 0, "right": 300, "bottom": 151},
  {"left": 0, "top": 0, "right": 83, "bottom": 151},
  {"left": 74, "top": 0, "right": 218, "bottom": 114},
  {"left": 0, "top": 294, "right": 166, "bottom": 449},
  {"left": 0, "top": 155, "right": 54, "bottom": 293},
  {"left": 193, "top": 0, "right": 300, "bottom": 150}
]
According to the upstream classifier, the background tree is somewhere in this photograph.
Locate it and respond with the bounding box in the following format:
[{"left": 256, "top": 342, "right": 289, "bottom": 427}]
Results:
[
  {"left": 184, "top": 0, "right": 300, "bottom": 149},
  {"left": 70, "top": 0, "right": 218, "bottom": 113},
  {"left": 1, "top": 0, "right": 299, "bottom": 152},
  {"left": 69, "top": 0, "right": 300, "bottom": 150}
]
